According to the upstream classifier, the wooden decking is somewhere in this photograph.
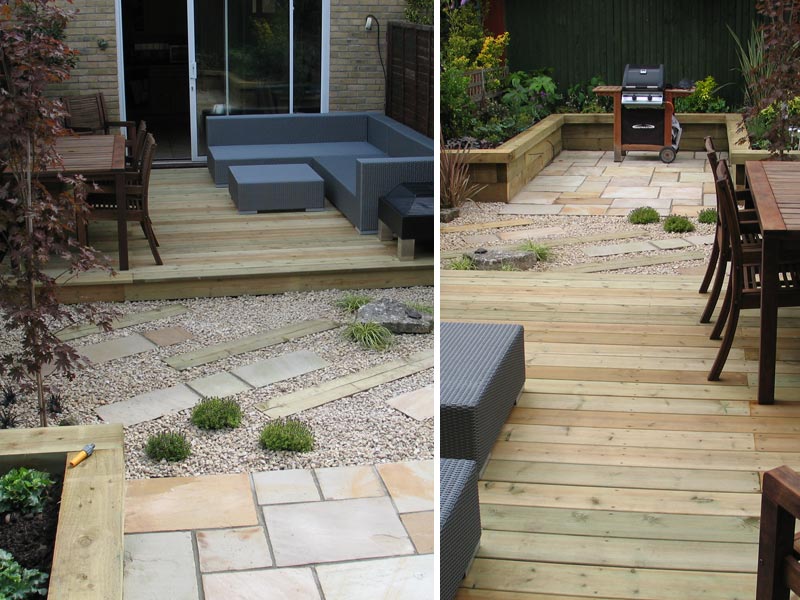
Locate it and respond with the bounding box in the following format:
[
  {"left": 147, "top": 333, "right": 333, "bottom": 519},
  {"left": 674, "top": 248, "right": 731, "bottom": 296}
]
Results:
[
  {"left": 441, "top": 270, "right": 800, "bottom": 600},
  {"left": 51, "top": 168, "right": 433, "bottom": 302}
]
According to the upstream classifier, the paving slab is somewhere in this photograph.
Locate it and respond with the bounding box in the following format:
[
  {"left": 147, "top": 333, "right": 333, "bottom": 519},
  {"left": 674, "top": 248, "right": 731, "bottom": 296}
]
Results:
[
  {"left": 187, "top": 371, "right": 252, "bottom": 399},
  {"left": 77, "top": 333, "right": 156, "bottom": 365},
  {"left": 672, "top": 204, "right": 706, "bottom": 216},
  {"left": 601, "top": 186, "right": 660, "bottom": 199},
  {"left": 658, "top": 186, "right": 703, "bottom": 200},
  {"left": 651, "top": 238, "right": 694, "bottom": 250},
  {"left": 203, "top": 568, "right": 320, "bottom": 600},
  {"left": 264, "top": 496, "right": 414, "bottom": 566},
  {"left": 463, "top": 233, "right": 500, "bottom": 246},
  {"left": 96, "top": 383, "right": 200, "bottom": 426},
  {"left": 609, "top": 176, "right": 652, "bottom": 187},
  {"left": 560, "top": 205, "right": 609, "bottom": 216},
  {"left": 386, "top": 384, "right": 434, "bottom": 421},
  {"left": 317, "top": 555, "right": 434, "bottom": 600},
  {"left": 577, "top": 180, "right": 611, "bottom": 193},
  {"left": 499, "top": 204, "right": 563, "bottom": 215},
  {"left": 401, "top": 511, "right": 434, "bottom": 554},
  {"left": 252, "top": 468, "right": 321, "bottom": 505},
  {"left": 197, "top": 526, "right": 272, "bottom": 573},
  {"left": 564, "top": 166, "right": 606, "bottom": 177},
  {"left": 376, "top": 460, "right": 433, "bottom": 514},
  {"left": 315, "top": 465, "right": 385, "bottom": 500},
  {"left": 508, "top": 191, "right": 560, "bottom": 204},
  {"left": 124, "top": 532, "right": 198, "bottom": 600},
  {"left": 555, "top": 197, "right": 612, "bottom": 206},
  {"left": 496, "top": 226, "right": 566, "bottom": 242},
  {"left": 231, "top": 350, "right": 328, "bottom": 388},
  {"left": 143, "top": 326, "right": 194, "bottom": 347},
  {"left": 610, "top": 197, "right": 672, "bottom": 209},
  {"left": 524, "top": 175, "right": 585, "bottom": 192},
  {"left": 584, "top": 241, "right": 657, "bottom": 258},
  {"left": 125, "top": 473, "right": 258, "bottom": 533},
  {"left": 684, "top": 234, "right": 716, "bottom": 246}
]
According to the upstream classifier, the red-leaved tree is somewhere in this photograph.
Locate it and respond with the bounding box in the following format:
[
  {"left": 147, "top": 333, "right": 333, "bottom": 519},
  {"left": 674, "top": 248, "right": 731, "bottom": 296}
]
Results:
[{"left": 0, "top": 0, "right": 116, "bottom": 427}]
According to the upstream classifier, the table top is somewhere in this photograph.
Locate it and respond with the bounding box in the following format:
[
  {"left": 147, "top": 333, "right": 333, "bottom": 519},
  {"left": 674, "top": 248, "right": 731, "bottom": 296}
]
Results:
[
  {"left": 745, "top": 161, "right": 800, "bottom": 234},
  {"left": 50, "top": 135, "right": 126, "bottom": 176}
]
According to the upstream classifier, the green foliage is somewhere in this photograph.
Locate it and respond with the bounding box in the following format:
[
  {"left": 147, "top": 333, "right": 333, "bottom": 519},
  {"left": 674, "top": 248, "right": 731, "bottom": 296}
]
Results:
[
  {"left": 627, "top": 207, "right": 661, "bottom": 224},
  {"left": 343, "top": 322, "right": 394, "bottom": 351},
  {"left": 698, "top": 208, "right": 718, "bottom": 224},
  {"left": 663, "top": 215, "right": 696, "bottom": 233},
  {"left": 0, "top": 549, "right": 48, "bottom": 599},
  {"left": 674, "top": 76, "right": 728, "bottom": 113},
  {"left": 499, "top": 264, "right": 521, "bottom": 271},
  {"left": 406, "top": 302, "right": 433, "bottom": 315},
  {"left": 335, "top": 294, "right": 373, "bottom": 313},
  {"left": 441, "top": 63, "right": 477, "bottom": 140},
  {"left": 517, "top": 241, "right": 551, "bottom": 261},
  {"left": 559, "top": 76, "right": 613, "bottom": 113},
  {"left": 145, "top": 431, "right": 191, "bottom": 462},
  {"left": 728, "top": 23, "right": 773, "bottom": 109},
  {"left": 448, "top": 256, "right": 476, "bottom": 270},
  {"left": 191, "top": 397, "right": 242, "bottom": 430},
  {"left": 0, "top": 467, "right": 54, "bottom": 514},
  {"left": 260, "top": 419, "right": 314, "bottom": 452},
  {"left": 501, "top": 71, "right": 560, "bottom": 121},
  {"left": 442, "top": 4, "right": 484, "bottom": 65},
  {"left": 405, "top": 0, "right": 433, "bottom": 25}
]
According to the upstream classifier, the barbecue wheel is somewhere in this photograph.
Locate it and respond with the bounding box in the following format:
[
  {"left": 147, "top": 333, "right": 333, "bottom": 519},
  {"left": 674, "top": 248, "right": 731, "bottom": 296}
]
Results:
[{"left": 659, "top": 146, "right": 677, "bottom": 164}]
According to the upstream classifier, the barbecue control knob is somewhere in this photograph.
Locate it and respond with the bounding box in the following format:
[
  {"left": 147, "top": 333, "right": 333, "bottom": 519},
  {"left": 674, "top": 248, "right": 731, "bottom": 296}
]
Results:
[
  {"left": 632, "top": 94, "right": 637, "bottom": 101},
  {"left": 648, "top": 94, "right": 652, "bottom": 102}
]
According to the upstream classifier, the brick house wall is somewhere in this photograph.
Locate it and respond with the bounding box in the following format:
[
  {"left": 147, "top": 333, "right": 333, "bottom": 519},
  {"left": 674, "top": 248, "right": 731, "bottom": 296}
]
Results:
[{"left": 50, "top": 0, "right": 407, "bottom": 119}]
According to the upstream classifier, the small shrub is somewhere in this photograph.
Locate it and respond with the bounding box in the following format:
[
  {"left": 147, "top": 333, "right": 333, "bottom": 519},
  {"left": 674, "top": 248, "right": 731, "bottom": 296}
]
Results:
[
  {"left": 663, "top": 215, "right": 696, "bottom": 233},
  {"left": 698, "top": 208, "right": 718, "bottom": 224},
  {"left": 47, "top": 391, "right": 63, "bottom": 414},
  {"left": 0, "top": 467, "right": 54, "bottom": 514},
  {"left": 2, "top": 386, "right": 17, "bottom": 407},
  {"left": 260, "top": 419, "right": 314, "bottom": 452},
  {"left": 406, "top": 302, "right": 433, "bottom": 315},
  {"left": 191, "top": 397, "right": 242, "bottom": 430},
  {"left": 627, "top": 207, "right": 661, "bottom": 224},
  {"left": 0, "top": 407, "right": 17, "bottom": 429},
  {"left": 0, "top": 549, "right": 48, "bottom": 599},
  {"left": 344, "top": 322, "right": 394, "bottom": 351},
  {"left": 145, "top": 431, "right": 191, "bottom": 462},
  {"left": 517, "top": 241, "right": 551, "bottom": 261},
  {"left": 448, "top": 256, "right": 476, "bottom": 270},
  {"left": 335, "top": 294, "right": 373, "bottom": 313}
]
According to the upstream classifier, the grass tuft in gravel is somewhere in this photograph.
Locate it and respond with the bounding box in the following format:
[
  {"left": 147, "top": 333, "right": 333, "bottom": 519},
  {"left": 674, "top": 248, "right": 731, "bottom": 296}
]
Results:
[
  {"left": 145, "top": 431, "right": 192, "bottom": 462},
  {"left": 344, "top": 322, "right": 394, "bottom": 351},
  {"left": 190, "top": 397, "right": 242, "bottom": 430},
  {"left": 517, "top": 241, "right": 551, "bottom": 261},
  {"left": 500, "top": 264, "right": 521, "bottom": 271},
  {"left": 698, "top": 208, "right": 717, "bottom": 224},
  {"left": 335, "top": 294, "right": 373, "bottom": 313},
  {"left": 663, "top": 215, "right": 696, "bottom": 233},
  {"left": 448, "top": 256, "right": 476, "bottom": 270},
  {"left": 628, "top": 206, "right": 661, "bottom": 224},
  {"left": 406, "top": 302, "right": 433, "bottom": 315},
  {"left": 260, "top": 419, "right": 314, "bottom": 452}
]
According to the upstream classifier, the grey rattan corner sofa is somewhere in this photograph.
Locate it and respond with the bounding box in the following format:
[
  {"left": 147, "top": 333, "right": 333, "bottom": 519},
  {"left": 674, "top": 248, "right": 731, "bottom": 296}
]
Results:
[
  {"left": 205, "top": 112, "right": 434, "bottom": 234},
  {"left": 440, "top": 458, "right": 481, "bottom": 600}
]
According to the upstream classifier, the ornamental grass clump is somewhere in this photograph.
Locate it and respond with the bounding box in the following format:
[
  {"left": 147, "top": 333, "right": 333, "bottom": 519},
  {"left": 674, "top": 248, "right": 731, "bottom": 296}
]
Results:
[
  {"left": 698, "top": 208, "right": 718, "bottom": 224},
  {"left": 517, "top": 241, "right": 551, "bottom": 261},
  {"left": 191, "top": 397, "right": 242, "bottom": 430},
  {"left": 627, "top": 207, "right": 661, "bottom": 224},
  {"left": 663, "top": 215, "right": 696, "bottom": 234},
  {"left": 344, "top": 322, "right": 394, "bottom": 351},
  {"left": 406, "top": 302, "right": 433, "bottom": 315},
  {"left": 260, "top": 419, "right": 314, "bottom": 452},
  {"left": 0, "top": 467, "right": 54, "bottom": 514},
  {"left": 448, "top": 256, "right": 476, "bottom": 270},
  {"left": 145, "top": 431, "right": 191, "bottom": 462},
  {"left": 335, "top": 294, "right": 373, "bottom": 313}
]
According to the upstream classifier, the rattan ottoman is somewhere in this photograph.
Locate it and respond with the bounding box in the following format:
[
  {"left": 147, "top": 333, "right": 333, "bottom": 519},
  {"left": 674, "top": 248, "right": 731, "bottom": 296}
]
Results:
[
  {"left": 440, "top": 458, "right": 481, "bottom": 600},
  {"left": 440, "top": 321, "right": 526, "bottom": 469},
  {"left": 227, "top": 164, "right": 324, "bottom": 213}
]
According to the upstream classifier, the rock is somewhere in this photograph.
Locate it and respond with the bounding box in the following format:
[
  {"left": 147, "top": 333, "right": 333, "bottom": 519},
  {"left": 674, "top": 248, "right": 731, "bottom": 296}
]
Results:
[
  {"left": 356, "top": 299, "right": 433, "bottom": 334},
  {"left": 467, "top": 247, "right": 538, "bottom": 271},
  {"left": 440, "top": 207, "right": 460, "bottom": 223},
  {"left": 58, "top": 414, "right": 81, "bottom": 427}
]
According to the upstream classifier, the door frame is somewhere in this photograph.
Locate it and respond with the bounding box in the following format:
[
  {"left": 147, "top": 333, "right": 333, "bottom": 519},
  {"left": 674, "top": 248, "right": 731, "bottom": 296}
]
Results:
[{"left": 115, "top": 0, "right": 331, "bottom": 163}]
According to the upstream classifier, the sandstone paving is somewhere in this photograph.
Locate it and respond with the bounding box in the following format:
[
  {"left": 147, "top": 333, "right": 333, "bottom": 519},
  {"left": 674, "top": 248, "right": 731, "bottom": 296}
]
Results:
[
  {"left": 401, "top": 511, "right": 434, "bottom": 554},
  {"left": 316, "top": 555, "right": 434, "bottom": 600},
  {"left": 142, "top": 326, "right": 194, "bottom": 347},
  {"left": 376, "top": 459, "right": 434, "bottom": 513},
  {"left": 196, "top": 527, "right": 273, "bottom": 573},
  {"left": 202, "top": 568, "right": 320, "bottom": 600},
  {"left": 315, "top": 465, "right": 385, "bottom": 500},
  {"left": 252, "top": 468, "right": 321, "bottom": 505},
  {"left": 124, "top": 532, "right": 198, "bottom": 600},
  {"left": 96, "top": 383, "right": 200, "bottom": 426},
  {"left": 386, "top": 384, "right": 434, "bottom": 421}
]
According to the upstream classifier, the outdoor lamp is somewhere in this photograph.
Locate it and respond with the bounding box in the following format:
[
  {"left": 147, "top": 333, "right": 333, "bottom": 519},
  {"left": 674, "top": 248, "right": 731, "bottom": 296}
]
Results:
[{"left": 364, "top": 14, "right": 378, "bottom": 31}]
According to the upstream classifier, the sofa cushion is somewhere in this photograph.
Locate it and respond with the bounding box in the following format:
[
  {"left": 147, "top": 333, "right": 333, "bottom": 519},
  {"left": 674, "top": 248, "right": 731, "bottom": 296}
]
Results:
[
  {"left": 206, "top": 113, "right": 368, "bottom": 146},
  {"left": 311, "top": 155, "right": 361, "bottom": 195}
]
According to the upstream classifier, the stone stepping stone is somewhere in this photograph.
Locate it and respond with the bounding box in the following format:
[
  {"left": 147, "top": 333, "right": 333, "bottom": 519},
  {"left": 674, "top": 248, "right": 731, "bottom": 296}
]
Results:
[
  {"left": 256, "top": 350, "right": 433, "bottom": 418},
  {"left": 585, "top": 241, "right": 657, "bottom": 257},
  {"left": 232, "top": 350, "right": 328, "bottom": 388},
  {"left": 557, "top": 251, "right": 705, "bottom": 273},
  {"left": 166, "top": 319, "right": 338, "bottom": 371},
  {"left": 96, "top": 383, "right": 200, "bottom": 426},
  {"left": 684, "top": 234, "right": 716, "bottom": 246},
  {"left": 651, "top": 238, "right": 693, "bottom": 250},
  {"left": 496, "top": 226, "right": 566, "bottom": 242},
  {"left": 143, "top": 326, "right": 193, "bottom": 347},
  {"left": 76, "top": 333, "right": 156, "bottom": 365},
  {"left": 187, "top": 372, "right": 252, "bottom": 399},
  {"left": 386, "top": 384, "right": 434, "bottom": 421},
  {"left": 441, "top": 218, "right": 535, "bottom": 234},
  {"left": 56, "top": 305, "right": 188, "bottom": 342}
]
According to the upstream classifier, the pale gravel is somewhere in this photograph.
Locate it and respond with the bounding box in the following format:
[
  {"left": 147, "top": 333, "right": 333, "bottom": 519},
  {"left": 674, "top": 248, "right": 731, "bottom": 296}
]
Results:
[
  {"left": 0, "top": 287, "right": 433, "bottom": 479},
  {"left": 442, "top": 200, "right": 716, "bottom": 276}
]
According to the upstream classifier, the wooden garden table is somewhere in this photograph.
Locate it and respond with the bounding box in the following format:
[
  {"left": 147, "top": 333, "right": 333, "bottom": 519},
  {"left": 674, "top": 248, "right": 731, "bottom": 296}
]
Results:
[{"left": 745, "top": 160, "right": 800, "bottom": 404}]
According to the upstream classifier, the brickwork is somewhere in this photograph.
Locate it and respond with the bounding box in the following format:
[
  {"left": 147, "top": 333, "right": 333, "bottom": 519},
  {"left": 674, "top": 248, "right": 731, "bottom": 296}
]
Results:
[{"left": 329, "top": 1, "right": 406, "bottom": 112}]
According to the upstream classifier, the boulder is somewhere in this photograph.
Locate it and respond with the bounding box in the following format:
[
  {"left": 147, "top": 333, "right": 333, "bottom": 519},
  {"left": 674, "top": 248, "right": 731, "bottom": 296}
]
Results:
[
  {"left": 467, "top": 247, "right": 538, "bottom": 271},
  {"left": 440, "top": 207, "right": 460, "bottom": 223},
  {"left": 356, "top": 299, "right": 433, "bottom": 334}
]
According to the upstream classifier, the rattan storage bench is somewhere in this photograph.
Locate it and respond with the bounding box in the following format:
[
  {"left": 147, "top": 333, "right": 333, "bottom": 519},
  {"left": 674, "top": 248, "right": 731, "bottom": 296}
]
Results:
[
  {"left": 440, "top": 458, "right": 481, "bottom": 600},
  {"left": 227, "top": 164, "right": 324, "bottom": 214},
  {"left": 440, "top": 321, "right": 526, "bottom": 469}
]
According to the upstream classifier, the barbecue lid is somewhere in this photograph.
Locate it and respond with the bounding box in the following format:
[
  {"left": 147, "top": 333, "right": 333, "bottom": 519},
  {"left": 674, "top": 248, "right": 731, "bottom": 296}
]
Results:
[{"left": 622, "top": 64, "right": 664, "bottom": 90}]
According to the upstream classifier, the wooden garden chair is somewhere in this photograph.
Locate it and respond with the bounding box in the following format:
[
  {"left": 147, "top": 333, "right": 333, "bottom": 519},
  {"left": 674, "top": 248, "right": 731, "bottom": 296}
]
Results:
[
  {"left": 62, "top": 92, "right": 138, "bottom": 161},
  {"left": 81, "top": 133, "right": 162, "bottom": 265},
  {"left": 707, "top": 160, "right": 800, "bottom": 381}
]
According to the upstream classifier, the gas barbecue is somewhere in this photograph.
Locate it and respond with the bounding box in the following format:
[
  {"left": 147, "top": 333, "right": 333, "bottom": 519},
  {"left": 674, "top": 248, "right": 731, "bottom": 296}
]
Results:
[{"left": 594, "top": 65, "right": 694, "bottom": 163}]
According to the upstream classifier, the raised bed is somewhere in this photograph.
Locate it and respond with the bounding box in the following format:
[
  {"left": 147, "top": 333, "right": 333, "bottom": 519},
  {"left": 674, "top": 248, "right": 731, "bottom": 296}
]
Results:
[
  {"left": 0, "top": 424, "right": 125, "bottom": 599},
  {"left": 726, "top": 115, "right": 800, "bottom": 185}
]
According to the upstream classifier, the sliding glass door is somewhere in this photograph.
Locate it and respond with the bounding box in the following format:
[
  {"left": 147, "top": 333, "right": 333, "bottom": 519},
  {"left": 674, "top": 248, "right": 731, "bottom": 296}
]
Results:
[{"left": 188, "top": 0, "right": 324, "bottom": 160}]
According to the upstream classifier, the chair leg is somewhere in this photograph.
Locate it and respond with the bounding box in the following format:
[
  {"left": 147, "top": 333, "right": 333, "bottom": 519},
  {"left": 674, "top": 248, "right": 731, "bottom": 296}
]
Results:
[
  {"left": 142, "top": 219, "right": 163, "bottom": 265},
  {"left": 700, "top": 251, "right": 727, "bottom": 323},
  {"left": 708, "top": 295, "right": 741, "bottom": 381},
  {"left": 699, "top": 235, "right": 720, "bottom": 293},
  {"left": 710, "top": 278, "right": 732, "bottom": 340},
  {"left": 146, "top": 216, "right": 159, "bottom": 246}
]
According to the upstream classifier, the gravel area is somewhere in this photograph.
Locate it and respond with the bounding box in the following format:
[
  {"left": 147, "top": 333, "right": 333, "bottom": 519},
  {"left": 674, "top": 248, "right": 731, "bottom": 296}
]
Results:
[
  {"left": 442, "top": 201, "right": 716, "bottom": 276},
  {"left": 0, "top": 287, "right": 433, "bottom": 479}
]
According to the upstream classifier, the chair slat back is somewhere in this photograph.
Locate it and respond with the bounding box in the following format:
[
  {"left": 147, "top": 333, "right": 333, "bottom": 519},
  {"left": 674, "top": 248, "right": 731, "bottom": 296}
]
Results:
[
  {"left": 705, "top": 136, "right": 719, "bottom": 173},
  {"left": 63, "top": 93, "right": 108, "bottom": 134},
  {"left": 130, "top": 121, "right": 148, "bottom": 171},
  {"left": 138, "top": 134, "right": 157, "bottom": 211},
  {"left": 715, "top": 160, "right": 743, "bottom": 265}
]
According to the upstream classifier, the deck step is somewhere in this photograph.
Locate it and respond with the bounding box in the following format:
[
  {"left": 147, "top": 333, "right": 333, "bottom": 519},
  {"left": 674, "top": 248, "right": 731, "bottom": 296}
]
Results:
[
  {"left": 56, "top": 305, "right": 189, "bottom": 341},
  {"left": 256, "top": 350, "right": 434, "bottom": 417}
]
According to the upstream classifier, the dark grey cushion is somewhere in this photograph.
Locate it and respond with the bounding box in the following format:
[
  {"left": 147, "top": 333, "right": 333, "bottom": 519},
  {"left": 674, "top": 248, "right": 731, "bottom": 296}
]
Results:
[
  {"left": 312, "top": 156, "right": 359, "bottom": 195},
  {"left": 207, "top": 113, "right": 368, "bottom": 146}
]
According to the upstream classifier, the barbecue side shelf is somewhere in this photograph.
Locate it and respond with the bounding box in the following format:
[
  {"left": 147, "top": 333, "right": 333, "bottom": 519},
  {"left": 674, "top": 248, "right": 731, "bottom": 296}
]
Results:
[{"left": 594, "top": 85, "right": 694, "bottom": 162}]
